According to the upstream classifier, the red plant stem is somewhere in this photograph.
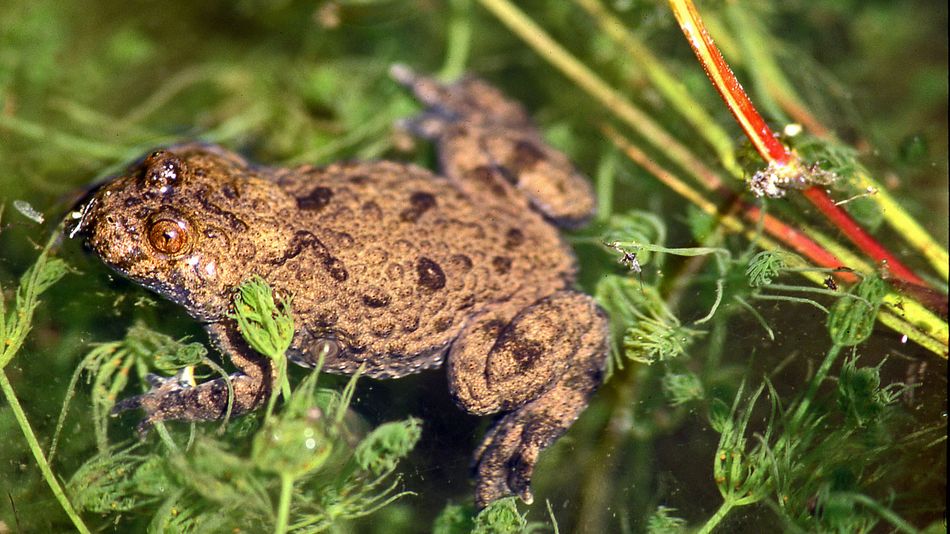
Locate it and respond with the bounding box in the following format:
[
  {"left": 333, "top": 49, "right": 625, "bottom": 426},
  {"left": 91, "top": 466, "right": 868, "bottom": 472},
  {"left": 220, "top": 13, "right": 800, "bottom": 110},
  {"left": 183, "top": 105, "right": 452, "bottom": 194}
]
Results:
[
  {"left": 802, "top": 187, "right": 926, "bottom": 285},
  {"left": 604, "top": 127, "right": 858, "bottom": 285},
  {"left": 668, "top": 0, "right": 928, "bottom": 288},
  {"left": 669, "top": 0, "right": 790, "bottom": 165},
  {"left": 742, "top": 201, "right": 859, "bottom": 284}
]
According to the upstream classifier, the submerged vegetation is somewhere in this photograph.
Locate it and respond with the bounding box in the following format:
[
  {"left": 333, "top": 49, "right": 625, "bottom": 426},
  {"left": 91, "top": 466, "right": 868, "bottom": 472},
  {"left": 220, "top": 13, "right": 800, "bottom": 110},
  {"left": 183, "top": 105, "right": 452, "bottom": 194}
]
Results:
[{"left": 1, "top": 1, "right": 946, "bottom": 532}]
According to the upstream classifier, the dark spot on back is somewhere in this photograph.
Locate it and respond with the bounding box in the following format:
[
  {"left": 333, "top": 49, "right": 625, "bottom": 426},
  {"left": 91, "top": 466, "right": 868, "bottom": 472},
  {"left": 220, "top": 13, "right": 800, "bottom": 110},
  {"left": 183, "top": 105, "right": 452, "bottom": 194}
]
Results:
[
  {"left": 450, "top": 254, "right": 473, "bottom": 272},
  {"left": 400, "top": 191, "right": 437, "bottom": 222},
  {"left": 510, "top": 140, "right": 546, "bottom": 172},
  {"left": 492, "top": 256, "right": 512, "bottom": 274},
  {"left": 361, "top": 293, "right": 391, "bottom": 308},
  {"left": 312, "top": 311, "right": 338, "bottom": 327},
  {"left": 504, "top": 228, "right": 525, "bottom": 249},
  {"left": 349, "top": 174, "right": 370, "bottom": 185},
  {"left": 197, "top": 188, "right": 248, "bottom": 231},
  {"left": 362, "top": 201, "right": 383, "bottom": 220},
  {"left": 124, "top": 197, "right": 142, "bottom": 208},
  {"left": 497, "top": 328, "right": 544, "bottom": 370},
  {"left": 416, "top": 257, "right": 446, "bottom": 291},
  {"left": 324, "top": 256, "right": 348, "bottom": 282},
  {"left": 297, "top": 186, "right": 333, "bottom": 212},
  {"left": 222, "top": 183, "right": 239, "bottom": 199},
  {"left": 271, "top": 230, "right": 326, "bottom": 266}
]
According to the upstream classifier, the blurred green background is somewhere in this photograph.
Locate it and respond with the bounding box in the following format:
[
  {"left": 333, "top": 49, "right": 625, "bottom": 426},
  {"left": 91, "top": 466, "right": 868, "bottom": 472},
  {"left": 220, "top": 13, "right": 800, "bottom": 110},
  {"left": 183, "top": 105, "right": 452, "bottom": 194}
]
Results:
[{"left": 1, "top": 1, "right": 946, "bottom": 532}]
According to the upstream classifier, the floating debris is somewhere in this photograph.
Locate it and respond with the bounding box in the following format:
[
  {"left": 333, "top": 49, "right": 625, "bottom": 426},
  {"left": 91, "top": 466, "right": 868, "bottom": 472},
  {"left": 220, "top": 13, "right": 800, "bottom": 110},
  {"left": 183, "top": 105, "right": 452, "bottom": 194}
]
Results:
[
  {"left": 749, "top": 160, "right": 838, "bottom": 199},
  {"left": 13, "top": 200, "right": 44, "bottom": 224}
]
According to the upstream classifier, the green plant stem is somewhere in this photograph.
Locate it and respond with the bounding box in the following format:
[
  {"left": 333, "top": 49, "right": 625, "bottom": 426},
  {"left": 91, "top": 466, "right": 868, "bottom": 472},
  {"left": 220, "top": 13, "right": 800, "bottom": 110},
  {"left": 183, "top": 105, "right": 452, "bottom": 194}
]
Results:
[
  {"left": 695, "top": 499, "right": 734, "bottom": 534},
  {"left": 723, "top": 5, "right": 949, "bottom": 281},
  {"left": 0, "top": 113, "right": 132, "bottom": 161},
  {"left": 842, "top": 493, "right": 920, "bottom": 534},
  {"left": 793, "top": 344, "right": 842, "bottom": 426},
  {"left": 0, "top": 370, "right": 91, "bottom": 534},
  {"left": 575, "top": 364, "right": 638, "bottom": 532},
  {"left": 669, "top": 0, "right": 929, "bottom": 290},
  {"left": 479, "top": 0, "right": 944, "bottom": 316},
  {"left": 475, "top": 0, "right": 717, "bottom": 192},
  {"left": 573, "top": 0, "right": 741, "bottom": 176},
  {"left": 275, "top": 473, "right": 294, "bottom": 534},
  {"left": 440, "top": 0, "right": 473, "bottom": 80},
  {"left": 607, "top": 126, "right": 948, "bottom": 358}
]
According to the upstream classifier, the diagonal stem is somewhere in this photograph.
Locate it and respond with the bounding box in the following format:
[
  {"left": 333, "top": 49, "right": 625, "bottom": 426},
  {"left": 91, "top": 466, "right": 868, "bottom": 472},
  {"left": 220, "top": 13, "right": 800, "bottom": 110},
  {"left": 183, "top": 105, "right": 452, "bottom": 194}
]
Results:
[
  {"left": 1, "top": 371, "right": 91, "bottom": 534},
  {"left": 667, "top": 0, "right": 929, "bottom": 288}
]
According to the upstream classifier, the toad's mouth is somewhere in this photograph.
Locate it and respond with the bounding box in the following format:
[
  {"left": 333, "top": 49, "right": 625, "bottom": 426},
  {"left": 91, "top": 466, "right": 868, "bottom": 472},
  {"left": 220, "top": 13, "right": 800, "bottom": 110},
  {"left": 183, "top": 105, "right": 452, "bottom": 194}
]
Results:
[{"left": 65, "top": 194, "right": 99, "bottom": 240}]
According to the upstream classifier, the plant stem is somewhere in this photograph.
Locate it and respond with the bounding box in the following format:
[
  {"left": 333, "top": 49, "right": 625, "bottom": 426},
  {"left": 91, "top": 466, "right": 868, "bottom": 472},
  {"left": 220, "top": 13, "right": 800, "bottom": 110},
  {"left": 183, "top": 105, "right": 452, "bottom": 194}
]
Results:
[
  {"left": 842, "top": 492, "right": 921, "bottom": 534},
  {"left": 274, "top": 473, "right": 294, "bottom": 534},
  {"left": 667, "top": 0, "right": 928, "bottom": 288},
  {"left": 476, "top": 0, "right": 865, "bottom": 289},
  {"left": 695, "top": 499, "right": 735, "bottom": 534},
  {"left": 0, "top": 370, "right": 91, "bottom": 534},
  {"left": 668, "top": 0, "right": 788, "bottom": 164},
  {"left": 475, "top": 0, "right": 947, "bottom": 355},
  {"left": 606, "top": 127, "right": 948, "bottom": 358},
  {"left": 801, "top": 186, "right": 926, "bottom": 286},
  {"left": 603, "top": 127, "right": 855, "bottom": 282},
  {"left": 573, "top": 0, "right": 742, "bottom": 176},
  {"left": 793, "top": 344, "right": 842, "bottom": 425},
  {"left": 475, "top": 0, "right": 718, "bottom": 195},
  {"left": 722, "top": 5, "right": 949, "bottom": 281},
  {"left": 440, "top": 0, "right": 473, "bottom": 80}
]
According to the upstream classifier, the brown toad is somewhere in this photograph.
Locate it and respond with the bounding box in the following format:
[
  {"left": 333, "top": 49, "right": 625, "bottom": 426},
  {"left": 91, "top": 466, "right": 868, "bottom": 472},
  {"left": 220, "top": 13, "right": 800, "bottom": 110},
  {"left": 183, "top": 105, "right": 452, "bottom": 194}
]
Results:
[{"left": 68, "top": 67, "right": 608, "bottom": 508}]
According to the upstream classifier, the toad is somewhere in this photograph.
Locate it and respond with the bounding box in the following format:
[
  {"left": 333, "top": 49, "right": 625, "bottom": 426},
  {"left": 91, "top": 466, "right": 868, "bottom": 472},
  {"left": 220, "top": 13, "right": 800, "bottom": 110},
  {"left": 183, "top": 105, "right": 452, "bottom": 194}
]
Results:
[{"left": 68, "top": 66, "right": 609, "bottom": 508}]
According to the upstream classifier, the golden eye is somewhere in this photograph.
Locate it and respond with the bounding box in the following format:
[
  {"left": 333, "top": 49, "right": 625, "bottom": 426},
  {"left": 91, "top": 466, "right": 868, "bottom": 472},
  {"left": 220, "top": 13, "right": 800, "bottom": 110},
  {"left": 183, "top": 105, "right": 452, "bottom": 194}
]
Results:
[{"left": 148, "top": 218, "right": 190, "bottom": 255}]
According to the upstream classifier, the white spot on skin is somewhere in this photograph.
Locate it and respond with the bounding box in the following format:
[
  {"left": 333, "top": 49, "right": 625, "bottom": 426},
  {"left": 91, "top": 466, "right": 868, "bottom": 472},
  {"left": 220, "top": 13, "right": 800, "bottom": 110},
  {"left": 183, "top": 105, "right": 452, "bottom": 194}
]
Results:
[
  {"left": 204, "top": 261, "right": 217, "bottom": 278},
  {"left": 67, "top": 197, "right": 99, "bottom": 239},
  {"left": 161, "top": 167, "right": 177, "bottom": 181}
]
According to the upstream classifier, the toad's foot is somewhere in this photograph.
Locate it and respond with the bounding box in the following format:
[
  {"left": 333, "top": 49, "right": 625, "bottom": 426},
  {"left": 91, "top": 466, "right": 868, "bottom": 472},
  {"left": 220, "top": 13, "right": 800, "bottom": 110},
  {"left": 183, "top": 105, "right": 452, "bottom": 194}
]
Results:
[
  {"left": 112, "top": 321, "right": 274, "bottom": 434},
  {"left": 447, "top": 291, "right": 608, "bottom": 507},
  {"left": 111, "top": 370, "right": 268, "bottom": 435},
  {"left": 392, "top": 65, "right": 597, "bottom": 228}
]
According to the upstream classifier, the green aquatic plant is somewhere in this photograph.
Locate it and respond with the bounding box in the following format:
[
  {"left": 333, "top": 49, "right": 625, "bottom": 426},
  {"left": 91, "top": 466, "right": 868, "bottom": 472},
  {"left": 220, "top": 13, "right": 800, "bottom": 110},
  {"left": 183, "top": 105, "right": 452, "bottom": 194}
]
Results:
[
  {"left": 63, "top": 278, "right": 421, "bottom": 532},
  {"left": 645, "top": 506, "right": 687, "bottom": 534},
  {"left": 0, "top": 228, "right": 88, "bottom": 533},
  {"left": 1, "top": 1, "right": 945, "bottom": 532}
]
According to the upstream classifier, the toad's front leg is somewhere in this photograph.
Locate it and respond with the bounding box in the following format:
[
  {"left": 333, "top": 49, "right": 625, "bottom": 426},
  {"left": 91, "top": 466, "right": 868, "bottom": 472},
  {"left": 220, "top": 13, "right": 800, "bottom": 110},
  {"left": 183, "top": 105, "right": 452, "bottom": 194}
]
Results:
[
  {"left": 447, "top": 291, "right": 609, "bottom": 508},
  {"left": 112, "top": 321, "right": 275, "bottom": 433}
]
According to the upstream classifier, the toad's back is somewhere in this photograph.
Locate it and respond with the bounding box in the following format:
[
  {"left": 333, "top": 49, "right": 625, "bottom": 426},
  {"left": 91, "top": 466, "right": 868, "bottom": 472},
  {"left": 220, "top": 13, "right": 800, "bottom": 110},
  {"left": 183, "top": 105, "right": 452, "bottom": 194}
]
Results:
[
  {"left": 265, "top": 159, "right": 579, "bottom": 378},
  {"left": 73, "top": 68, "right": 609, "bottom": 508}
]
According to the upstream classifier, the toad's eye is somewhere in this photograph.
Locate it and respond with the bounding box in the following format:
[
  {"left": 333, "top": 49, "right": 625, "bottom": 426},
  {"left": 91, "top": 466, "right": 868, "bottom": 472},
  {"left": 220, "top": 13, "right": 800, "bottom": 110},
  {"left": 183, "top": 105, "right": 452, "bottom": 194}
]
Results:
[{"left": 148, "top": 218, "right": 190, "bottom": 255}]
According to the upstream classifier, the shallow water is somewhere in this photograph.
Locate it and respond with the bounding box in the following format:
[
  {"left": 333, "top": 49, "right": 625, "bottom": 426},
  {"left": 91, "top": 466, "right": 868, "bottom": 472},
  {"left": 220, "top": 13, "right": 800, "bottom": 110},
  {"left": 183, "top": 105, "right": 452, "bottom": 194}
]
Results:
[{"left": 1, "top": 2, "right": 946, "bottom": 532}]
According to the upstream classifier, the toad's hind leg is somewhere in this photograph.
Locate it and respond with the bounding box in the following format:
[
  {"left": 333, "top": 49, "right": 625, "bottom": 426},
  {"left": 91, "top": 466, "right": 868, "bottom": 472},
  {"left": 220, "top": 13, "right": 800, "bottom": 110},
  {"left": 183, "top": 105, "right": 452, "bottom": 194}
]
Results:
[
  {"left": 112, "top": 321, "right": 275, "bottom": 433},
  {"left": 446, "top": 291, "right": 609, "bottom": 507},
  {"left": 392, "top": 66, "right": 597, "bottom": 228}
]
